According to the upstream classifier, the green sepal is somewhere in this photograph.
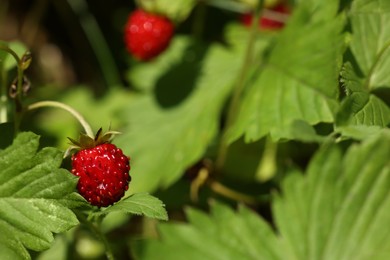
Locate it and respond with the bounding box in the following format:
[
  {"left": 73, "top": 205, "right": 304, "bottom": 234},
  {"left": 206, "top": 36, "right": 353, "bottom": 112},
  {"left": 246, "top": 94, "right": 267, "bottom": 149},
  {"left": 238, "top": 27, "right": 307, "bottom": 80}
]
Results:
[{"left": 65, "top": 128, "right": 122, "bottom": 157}]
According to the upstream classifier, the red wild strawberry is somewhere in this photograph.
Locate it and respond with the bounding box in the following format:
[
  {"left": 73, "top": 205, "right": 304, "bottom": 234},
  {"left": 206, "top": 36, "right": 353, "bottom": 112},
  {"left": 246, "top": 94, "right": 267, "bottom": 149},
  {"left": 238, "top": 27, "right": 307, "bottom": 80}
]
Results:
[
  {"left": 68, "top": 129, "right": 131, "bottom": 207},
  {"left": 124, "top": 9, "right": 174, "bottom": 61}
]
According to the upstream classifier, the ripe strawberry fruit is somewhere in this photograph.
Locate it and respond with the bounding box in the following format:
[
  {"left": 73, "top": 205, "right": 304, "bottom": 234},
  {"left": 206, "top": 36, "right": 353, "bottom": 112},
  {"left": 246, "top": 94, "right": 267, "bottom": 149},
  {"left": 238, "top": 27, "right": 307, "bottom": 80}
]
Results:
[
  {"left": 68, "top": 129, "right": 131, "bottom": 207},
  {"left": 124, "top": 9, "right": 174, "bottom": 61}
]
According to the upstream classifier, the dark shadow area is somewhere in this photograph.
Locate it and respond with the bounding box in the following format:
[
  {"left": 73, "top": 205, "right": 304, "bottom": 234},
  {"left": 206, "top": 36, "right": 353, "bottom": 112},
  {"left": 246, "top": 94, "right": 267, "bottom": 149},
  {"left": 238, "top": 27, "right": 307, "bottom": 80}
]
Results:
[
  {"left": 372, "top": 87, "right": 390, "bottom": 106},
  {"left": 339, "top": 0, "right": 354, "bottom": 13},
  {"left": 0, "top": 122, "right": 14, "bottom": 149},
  {"left": 154, "top": 41, "right": 209, "bottom": 108}
]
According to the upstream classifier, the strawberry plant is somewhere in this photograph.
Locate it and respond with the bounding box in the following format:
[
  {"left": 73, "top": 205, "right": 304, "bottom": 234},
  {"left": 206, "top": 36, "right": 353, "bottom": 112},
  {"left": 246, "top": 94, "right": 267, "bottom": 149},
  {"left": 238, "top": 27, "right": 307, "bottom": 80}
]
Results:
[{"left": 1, "top": 0, "right": 390, "bottom": 259}]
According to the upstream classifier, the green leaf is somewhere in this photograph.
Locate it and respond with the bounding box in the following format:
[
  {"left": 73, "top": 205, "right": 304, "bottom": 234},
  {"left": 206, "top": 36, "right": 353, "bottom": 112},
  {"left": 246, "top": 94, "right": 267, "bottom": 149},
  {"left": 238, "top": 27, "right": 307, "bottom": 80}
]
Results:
[
  {"left": 336, "top": 91, "right": 390, "bottom": 127},
  {"left": 227, "top": 2, "right": 345, "bottom": 142},
  {"left": 302, "top": 0, "right": 340, "bottom": 22},
  {"left": 273, "top": 131, "right": 390, "bottom": 259},
  {"left": 116, "top": 38, "right": 242, "bottom": 193},
  {"left": 93, "top": 193, "right": 168, "bottom": 221},
  {"left": 285, "top": 120, "right": 327, "bottom": 143},
  {"left": 336, "top": 0, "right": 390, "bottom": 129},
  {"left": 135, "top": 130, "right": 390, "bottom": 259},
  {"left": 335, "top": 125, "right": 384, "bottom": 140},
  {"left": 133, "top": 201, "right": 282, "bottom": 260},
  {"left": 336, "top": 63, "right": 390, "bottom": 127},
  {"left": 349, "top": 0, "right": 390, "bottom": 90},
  {"left": 0, "top": 242, "right": 25, "bottom": 260},
  {"left": 0, "top": 132, "right": 79, "bottom": 259},
  {"left": 127, "top": 37, "right": 199, "bottom": 93},
  {"left": 35, "top": 232, "right": 73, "bottom": 260},
  {"left": 224, "top": 23, "right": 274, "bottom": 51}
]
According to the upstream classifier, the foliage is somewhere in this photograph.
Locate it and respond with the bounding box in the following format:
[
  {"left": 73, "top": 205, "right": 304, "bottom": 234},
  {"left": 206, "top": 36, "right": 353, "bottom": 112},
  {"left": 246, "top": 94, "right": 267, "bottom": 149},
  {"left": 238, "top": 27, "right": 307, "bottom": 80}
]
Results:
[
  {"left": 1, "top": 0, "right": 390, "bottom": 259},
  {"left": 0, "top": 132, "right": 80, "bottom": 259},
  {"left": 135, "top": 130, "right": 390, "bottom": 260}
]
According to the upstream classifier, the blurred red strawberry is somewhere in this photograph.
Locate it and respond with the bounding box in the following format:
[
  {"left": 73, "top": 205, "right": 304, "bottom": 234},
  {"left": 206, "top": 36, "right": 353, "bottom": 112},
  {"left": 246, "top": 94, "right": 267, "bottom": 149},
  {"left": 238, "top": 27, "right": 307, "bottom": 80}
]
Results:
[
  {"left": 241, "top": 3, "right": 291, "bottom": 30},
  {"left": 124, "top": 9, "right": 174, "bottom": 61}
]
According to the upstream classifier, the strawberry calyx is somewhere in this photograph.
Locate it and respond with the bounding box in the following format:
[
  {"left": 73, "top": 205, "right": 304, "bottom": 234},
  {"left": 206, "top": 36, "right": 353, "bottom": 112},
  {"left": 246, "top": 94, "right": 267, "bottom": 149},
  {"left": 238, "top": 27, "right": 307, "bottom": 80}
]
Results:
[{"left": 65, "top": 128, "right": 121, "bottom": 157}]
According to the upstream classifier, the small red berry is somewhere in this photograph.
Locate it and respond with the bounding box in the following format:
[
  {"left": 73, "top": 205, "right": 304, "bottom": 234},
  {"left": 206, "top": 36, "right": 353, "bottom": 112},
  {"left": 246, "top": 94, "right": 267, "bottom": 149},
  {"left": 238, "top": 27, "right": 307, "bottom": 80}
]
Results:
[
  {"left": 241, "top": 3, "right": 291, "bottom": 30},
  {"left": 124, "top": 9, "right": 174, "bottom": 61},
  {"left": 68, "top": 129, "right": 131, "bottom": 207}
]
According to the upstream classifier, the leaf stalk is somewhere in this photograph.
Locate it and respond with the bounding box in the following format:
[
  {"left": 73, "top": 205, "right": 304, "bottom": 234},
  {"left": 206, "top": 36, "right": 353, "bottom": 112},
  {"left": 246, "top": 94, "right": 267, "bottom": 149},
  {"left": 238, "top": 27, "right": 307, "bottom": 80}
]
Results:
[
  {"left": 215, "top": 0, "right": 263, "bottom": 172},
  {"left": 27, "top": 100, "right": 94, "bottom": 137},
  {"left": 76, "top": 211, "right": 115, "bottom": 260}
]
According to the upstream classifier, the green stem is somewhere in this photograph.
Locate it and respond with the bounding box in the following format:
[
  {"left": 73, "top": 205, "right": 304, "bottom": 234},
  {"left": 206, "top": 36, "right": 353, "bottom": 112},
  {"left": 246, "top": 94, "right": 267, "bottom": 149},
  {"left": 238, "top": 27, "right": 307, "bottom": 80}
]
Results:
[
  {"left": 0, "top": 45, "right": 21, "bottom": 65},
  {"left": 0, "top": 96, "right": 7, "bottom": 123},
  {"left": 0, "top": 54, "right": 8, "bottom": 123},
  {"left": 76, "top": 211, "right": 115, "bottom": 260},
  {"left": 192, "top": 2, "right": 207, "bottom": 40},
  {"left": 215, "top": 0, "right": 263, "bottom": 172},
  {"left": 0, "top": 45, "right": 25, "bottom": 133},
  {"left": 13, "top": 65, "right": 24, "bottom": 131},
  {"left": 27, "top": 100, "right": 94, "bottom": 137},
  {"left": 66, "top": 0, "right": 122, "bottom": 88},
  {"left": 255, "top": 135, "right": 277, "bottom": 182},
  {"left": 206, "top": 0, "right": 249, "bottom": 13},
  {"left": 209, "top": 180, "right": 257, "bottom": 205}
]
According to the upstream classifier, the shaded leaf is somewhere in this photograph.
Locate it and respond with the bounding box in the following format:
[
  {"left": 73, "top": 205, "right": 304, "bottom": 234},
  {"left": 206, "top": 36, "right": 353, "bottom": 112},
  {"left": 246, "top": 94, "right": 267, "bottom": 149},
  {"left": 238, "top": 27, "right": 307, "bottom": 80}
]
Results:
[
  {"left": 127, "top": 37, "right": 204, "bottom": 93},
  {"left": 286, "top": 120, "right": 326, "bottom": 143},
  {"left": 116, "top": 38, "right": 242, "bottom": 193},
  {"left": 0, "top": 132, "right": 79, "bottom": 259}
]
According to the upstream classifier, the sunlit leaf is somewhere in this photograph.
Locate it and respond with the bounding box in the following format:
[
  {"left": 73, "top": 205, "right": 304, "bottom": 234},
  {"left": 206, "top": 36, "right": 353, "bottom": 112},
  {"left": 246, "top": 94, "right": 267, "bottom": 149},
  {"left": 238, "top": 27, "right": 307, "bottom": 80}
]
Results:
[
  {"left": 227, "top": 1, "right": 345, "bottom": 142},
  {"left": 0, "top": 132, "right": 79, "bottom": 259},
  {"left": 335, "top": 125, "right": 384, "bottom": 140},
  {"left": 337, "top": 0, "right": 390, "bottom": 127},
  {"left": 349, "top": 0, "right": 390, "bottom": 89},
  {"left": 337, "top": 62, "right": 390, "bottom": 127}
]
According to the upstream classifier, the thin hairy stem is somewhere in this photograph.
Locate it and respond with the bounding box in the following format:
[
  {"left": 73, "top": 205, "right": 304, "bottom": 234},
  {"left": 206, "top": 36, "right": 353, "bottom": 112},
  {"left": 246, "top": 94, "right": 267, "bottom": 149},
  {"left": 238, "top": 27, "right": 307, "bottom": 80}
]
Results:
[
  {"left": 215, "top": 0, "right": 263, "bottom": 173},
  {"left": 27, "top": 100, "right": 94, "bottom": 137}
]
